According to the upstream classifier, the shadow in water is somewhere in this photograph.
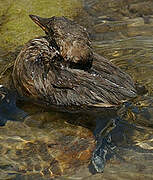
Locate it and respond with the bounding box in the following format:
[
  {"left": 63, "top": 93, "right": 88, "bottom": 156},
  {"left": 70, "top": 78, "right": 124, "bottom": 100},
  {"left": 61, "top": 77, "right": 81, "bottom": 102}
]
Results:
[
  {"left": 0, "top": 86, "right": 27, "bottom": 126},
  {"left": 89, "top": 107, "right": 147, "bottom": 174}
]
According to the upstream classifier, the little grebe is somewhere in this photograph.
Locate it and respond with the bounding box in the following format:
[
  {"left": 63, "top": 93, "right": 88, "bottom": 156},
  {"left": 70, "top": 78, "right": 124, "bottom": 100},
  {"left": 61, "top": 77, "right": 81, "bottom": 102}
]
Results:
[{"left": 12, "top": 15, "right": 137, "bottom": 109}]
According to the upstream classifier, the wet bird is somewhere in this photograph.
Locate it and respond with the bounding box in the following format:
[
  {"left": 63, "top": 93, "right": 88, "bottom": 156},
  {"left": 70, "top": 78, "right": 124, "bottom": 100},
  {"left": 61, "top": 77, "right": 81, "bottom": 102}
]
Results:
[{"left": 12, "top": 15, "right": 137, "bottom": 110}]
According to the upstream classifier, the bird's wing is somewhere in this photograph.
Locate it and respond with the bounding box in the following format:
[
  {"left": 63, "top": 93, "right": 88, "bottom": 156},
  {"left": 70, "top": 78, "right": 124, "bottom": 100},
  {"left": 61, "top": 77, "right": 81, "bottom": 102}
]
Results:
[
  {"left": 32, "top": 53, "right": 137, "bottom": 107},
  {"left": 13, "top": 37, "right": 137, "bottom": 108}
]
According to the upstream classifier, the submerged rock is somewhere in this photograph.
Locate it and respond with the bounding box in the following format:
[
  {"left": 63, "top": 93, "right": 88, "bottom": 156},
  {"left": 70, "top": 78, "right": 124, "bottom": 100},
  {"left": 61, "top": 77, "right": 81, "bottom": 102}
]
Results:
[{"left": 0, "top": 120, "right": 95, "bottom": 178}]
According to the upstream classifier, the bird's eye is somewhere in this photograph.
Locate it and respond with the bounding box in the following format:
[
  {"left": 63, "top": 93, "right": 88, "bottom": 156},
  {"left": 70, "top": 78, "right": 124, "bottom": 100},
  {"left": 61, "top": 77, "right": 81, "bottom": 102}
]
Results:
[{"left": 48, "top": 28, "right": 54, "bottom": 36}]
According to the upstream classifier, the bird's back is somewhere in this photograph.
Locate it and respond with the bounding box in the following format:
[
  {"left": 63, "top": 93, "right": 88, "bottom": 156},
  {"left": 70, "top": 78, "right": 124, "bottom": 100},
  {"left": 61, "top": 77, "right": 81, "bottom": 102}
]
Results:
[{"left": 12, "top": 37, "right": 137, "bottom": 109}]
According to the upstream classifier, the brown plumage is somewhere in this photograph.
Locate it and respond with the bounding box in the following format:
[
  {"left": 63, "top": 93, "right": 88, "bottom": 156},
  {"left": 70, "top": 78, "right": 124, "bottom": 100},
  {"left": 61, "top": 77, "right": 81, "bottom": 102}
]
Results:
[
  {"left": 29, "top": 15, "right": 93, "bottom": 70},
  {"left": 12, "top": 15, "right": 137, "bottom": 109}
]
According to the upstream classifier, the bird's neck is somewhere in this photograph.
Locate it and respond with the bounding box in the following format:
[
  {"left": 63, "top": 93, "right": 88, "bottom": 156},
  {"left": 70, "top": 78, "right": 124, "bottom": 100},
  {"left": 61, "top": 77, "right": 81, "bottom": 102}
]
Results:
[{"left": 45, "top": 35, "right": 60, "bottom": 52}]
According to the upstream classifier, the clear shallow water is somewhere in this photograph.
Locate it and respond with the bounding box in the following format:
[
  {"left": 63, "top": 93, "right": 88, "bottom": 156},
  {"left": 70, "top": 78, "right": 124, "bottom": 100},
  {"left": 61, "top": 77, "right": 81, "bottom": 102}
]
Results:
[{"left": 0, "top": 0, "right": 153, "bottom": 179}]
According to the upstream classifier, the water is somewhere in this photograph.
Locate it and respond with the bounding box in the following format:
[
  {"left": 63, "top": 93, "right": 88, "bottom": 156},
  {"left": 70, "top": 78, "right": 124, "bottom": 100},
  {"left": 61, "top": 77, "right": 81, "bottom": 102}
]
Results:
[{"left": 0, "top": 0, "right": 153, "bottom": 179}]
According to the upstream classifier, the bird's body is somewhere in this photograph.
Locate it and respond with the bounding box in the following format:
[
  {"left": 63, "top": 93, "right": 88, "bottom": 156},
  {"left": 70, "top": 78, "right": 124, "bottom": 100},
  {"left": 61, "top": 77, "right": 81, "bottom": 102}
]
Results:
[{"left": 12, "top": 15, "right": 137, "bottom": 109}]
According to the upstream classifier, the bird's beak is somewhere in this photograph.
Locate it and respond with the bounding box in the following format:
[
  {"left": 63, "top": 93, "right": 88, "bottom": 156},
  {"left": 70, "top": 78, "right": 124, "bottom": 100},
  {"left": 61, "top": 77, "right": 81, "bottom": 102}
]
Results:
[{"left": 29, "top": 14, "right": 50, "bottom": 33}]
